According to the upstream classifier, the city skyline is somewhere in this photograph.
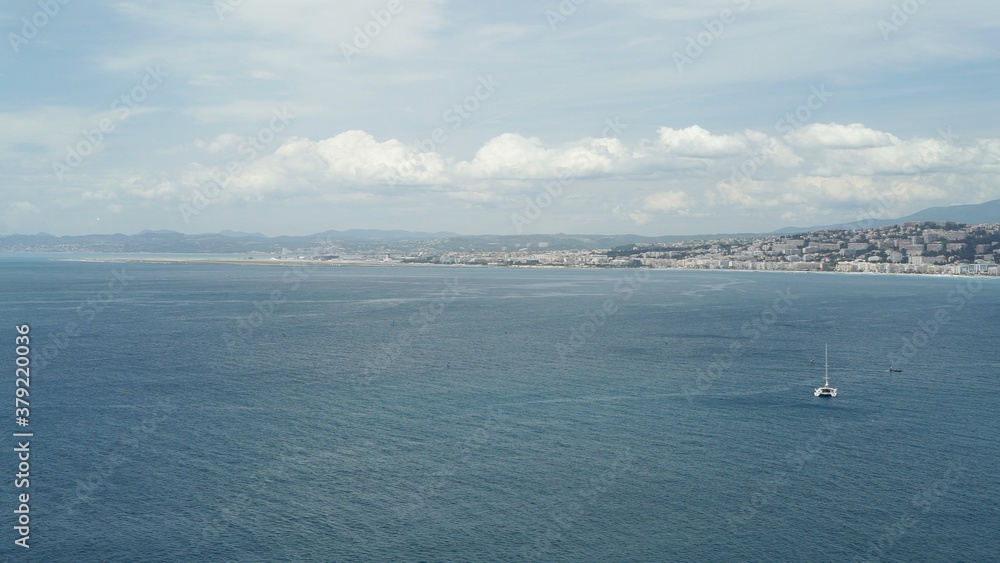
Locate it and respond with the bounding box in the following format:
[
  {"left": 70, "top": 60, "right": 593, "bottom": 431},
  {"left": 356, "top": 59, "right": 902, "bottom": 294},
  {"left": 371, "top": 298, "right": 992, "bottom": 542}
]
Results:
[{"left": 3, "top": 1, "right": 999, "bottom": 236}]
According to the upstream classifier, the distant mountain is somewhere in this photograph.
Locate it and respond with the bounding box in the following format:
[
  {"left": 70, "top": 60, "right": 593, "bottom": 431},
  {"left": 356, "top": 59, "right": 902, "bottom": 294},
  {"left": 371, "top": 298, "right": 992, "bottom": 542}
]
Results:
[
  {"left": 0, "top": 229, "right": 759, "bottom": 254},
  {"left": 775, "top": 198, "right": 1000, "bottom": 234},
  {"left": 312, "top": 229, "right": 460, "bottom": 240},
  {"left": 898, "top": 198, "right": 1000, "bottom": 224},
  {"left": 3, "top": 199, "right": 999, "bottom": 254},
  {"left": 217, "top": 230, "right": 269, "bottom": 238},
  {"left": 419, "top": 232, "right": 764, "bottom": 252},
  {"left": 136, "top": 229, "right": 185, "bottom": 236}
]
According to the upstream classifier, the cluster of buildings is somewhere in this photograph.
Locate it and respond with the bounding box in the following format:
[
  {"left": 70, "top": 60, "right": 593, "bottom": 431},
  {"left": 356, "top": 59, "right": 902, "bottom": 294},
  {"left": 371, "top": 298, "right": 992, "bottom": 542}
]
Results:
[{"left": 389, "top": 222, "right": 1000, "bottom": 276}]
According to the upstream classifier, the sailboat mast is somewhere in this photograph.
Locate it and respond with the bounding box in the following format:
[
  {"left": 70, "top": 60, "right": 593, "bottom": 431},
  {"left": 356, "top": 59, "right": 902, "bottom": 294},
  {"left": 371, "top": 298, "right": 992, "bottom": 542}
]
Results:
[{"left": 824, "top": 344, "right": 829, "bottom": 386}]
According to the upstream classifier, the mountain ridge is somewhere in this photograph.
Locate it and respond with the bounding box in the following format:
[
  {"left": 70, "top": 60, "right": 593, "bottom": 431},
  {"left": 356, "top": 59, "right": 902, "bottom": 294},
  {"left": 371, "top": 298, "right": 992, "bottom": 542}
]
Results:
[
  {"left": 2, "top": 199, "right": 998, "bottom": 252},
  {"left": 773, "top": 198, "right": 1000, "bottom": 234}
]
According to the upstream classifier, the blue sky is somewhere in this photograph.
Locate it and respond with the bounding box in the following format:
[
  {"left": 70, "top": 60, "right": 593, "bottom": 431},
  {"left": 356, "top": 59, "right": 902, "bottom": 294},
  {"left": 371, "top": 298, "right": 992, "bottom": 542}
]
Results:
[{"left": 2, "top": 0, "right": 999, "bottom": 236}]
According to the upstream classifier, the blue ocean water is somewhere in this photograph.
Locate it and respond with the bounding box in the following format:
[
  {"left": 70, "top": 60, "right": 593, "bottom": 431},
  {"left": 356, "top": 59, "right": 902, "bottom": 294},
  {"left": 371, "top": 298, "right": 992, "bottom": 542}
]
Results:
[{"left": 1, "top": 256, "right": 998, "bottom": 562}]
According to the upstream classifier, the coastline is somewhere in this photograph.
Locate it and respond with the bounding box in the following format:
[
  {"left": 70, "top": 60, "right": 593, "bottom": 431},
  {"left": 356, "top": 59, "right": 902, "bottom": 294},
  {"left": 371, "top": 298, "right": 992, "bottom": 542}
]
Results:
[{"left": 38, "top": 254, "right": 999, "bottom": 279}]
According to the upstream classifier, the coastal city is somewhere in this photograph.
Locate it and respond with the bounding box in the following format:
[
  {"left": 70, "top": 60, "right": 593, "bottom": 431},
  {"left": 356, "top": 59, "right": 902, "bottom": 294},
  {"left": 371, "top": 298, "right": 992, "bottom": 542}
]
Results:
[
  {"left": 388, "top": 221, "right": 1000, "bottom": 276},
  {"left": 7, "top": 221, "right": 1000, "bottom": 277}
]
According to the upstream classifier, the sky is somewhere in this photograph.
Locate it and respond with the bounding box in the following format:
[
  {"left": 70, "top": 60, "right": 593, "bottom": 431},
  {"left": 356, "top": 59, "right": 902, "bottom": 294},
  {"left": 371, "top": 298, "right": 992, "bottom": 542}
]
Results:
[{"left": 2, "top": 0, "right": 999, "bottom": 237}]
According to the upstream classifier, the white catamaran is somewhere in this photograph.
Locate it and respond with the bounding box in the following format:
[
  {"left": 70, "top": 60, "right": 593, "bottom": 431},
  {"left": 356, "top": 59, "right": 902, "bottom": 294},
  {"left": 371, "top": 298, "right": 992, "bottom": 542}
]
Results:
[{"left": 814, "top": 344, "right": 837, "bottom": 398}]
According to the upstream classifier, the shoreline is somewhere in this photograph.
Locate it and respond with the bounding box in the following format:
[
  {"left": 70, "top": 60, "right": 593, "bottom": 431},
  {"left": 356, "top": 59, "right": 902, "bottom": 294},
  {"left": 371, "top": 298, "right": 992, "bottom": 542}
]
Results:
[{"left": 40, "top": 255, "right": 999, "bottom": 279}]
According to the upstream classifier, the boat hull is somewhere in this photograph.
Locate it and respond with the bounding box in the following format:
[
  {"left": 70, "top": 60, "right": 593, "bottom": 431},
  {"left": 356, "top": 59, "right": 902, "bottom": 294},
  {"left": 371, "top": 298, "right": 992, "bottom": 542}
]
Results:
[{"left": 814, "top": 387, "right": 837, "bottom": 397}]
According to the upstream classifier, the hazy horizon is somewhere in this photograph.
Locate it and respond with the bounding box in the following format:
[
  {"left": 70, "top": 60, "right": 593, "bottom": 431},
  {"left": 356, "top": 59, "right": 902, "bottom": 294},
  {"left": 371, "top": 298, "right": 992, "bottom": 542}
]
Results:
[{"left": 5, "top": 198, "right": 995, "bottom": 240}]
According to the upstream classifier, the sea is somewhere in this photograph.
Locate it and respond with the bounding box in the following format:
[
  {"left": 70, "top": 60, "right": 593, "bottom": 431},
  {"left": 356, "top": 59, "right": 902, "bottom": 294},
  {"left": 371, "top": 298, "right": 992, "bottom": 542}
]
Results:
[{"left": 1, "top": 255, "right": 998, "bottom": 562}]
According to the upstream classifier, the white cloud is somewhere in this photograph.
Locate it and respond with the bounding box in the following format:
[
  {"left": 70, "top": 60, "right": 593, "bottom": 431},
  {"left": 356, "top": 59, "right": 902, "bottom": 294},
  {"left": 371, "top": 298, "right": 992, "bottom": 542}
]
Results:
[
  {"left": 655, "top": 126, "right": 747, "bottom": 157},
  {"left": 184, "top": 101, "right": 320, "bottom": 125},
  {"left": 644, "top": 191, "right": 691, "bottom": 212},
  {"left": 10, "top": 201, "right": 38, "bottom": 213},
  {"left": 249, "top": 70, "right": 279, "bottom": 80},
  {"left": 455, "top": 134, "right": 629, "bottom": 180},
  {"left": 212, "top": 131, "right": 448, "bottom": 200},
  {"left": 195, "top": 133, "right": 244, "bottom": 154},
  {"left": 159, "top": 123, "right": 1000, "bottom": 226},
  {"left": 785, "top": 123, "right": 897, "bottom": 149}
]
